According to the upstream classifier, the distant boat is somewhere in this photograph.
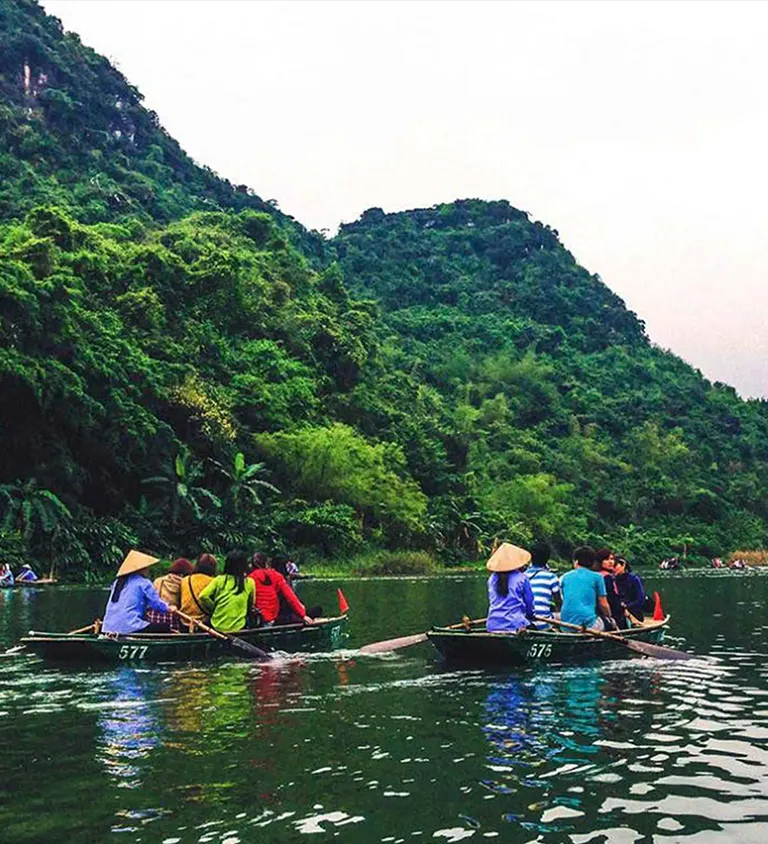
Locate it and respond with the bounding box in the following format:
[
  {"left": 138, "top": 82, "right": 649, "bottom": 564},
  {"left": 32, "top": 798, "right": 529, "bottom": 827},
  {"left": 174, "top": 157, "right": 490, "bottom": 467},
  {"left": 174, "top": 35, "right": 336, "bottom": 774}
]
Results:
[{"left": 2, "top": 578, "right": 58, "bottom": 589}]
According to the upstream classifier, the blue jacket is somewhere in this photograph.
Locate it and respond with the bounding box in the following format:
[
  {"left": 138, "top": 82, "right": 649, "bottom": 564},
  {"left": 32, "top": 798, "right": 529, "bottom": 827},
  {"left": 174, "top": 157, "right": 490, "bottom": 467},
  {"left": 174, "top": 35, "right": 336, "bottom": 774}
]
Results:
[
  {"left": 487, "top": 571, "right": 535, "bottom": 632},
  {"left": 102, "top": 573, "right": 169, "bottom": 634}
]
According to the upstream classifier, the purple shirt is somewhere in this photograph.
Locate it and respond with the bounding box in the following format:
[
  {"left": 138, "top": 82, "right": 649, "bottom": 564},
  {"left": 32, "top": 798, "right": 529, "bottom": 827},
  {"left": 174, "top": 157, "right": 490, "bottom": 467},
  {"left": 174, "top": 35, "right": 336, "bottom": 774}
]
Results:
[
  {"left": 102, "top": 573, "right": 169, "bottom": 634},
  {"left": 487, "top": 571, "right": 535, "bottom": 632}
]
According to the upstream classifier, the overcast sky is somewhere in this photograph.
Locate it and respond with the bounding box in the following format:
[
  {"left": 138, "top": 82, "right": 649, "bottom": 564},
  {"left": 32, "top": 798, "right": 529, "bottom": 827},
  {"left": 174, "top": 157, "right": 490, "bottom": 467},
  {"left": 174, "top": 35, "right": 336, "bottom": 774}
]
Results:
[{"left": 43, "top": 0, "right": 768, "bottom": 398}]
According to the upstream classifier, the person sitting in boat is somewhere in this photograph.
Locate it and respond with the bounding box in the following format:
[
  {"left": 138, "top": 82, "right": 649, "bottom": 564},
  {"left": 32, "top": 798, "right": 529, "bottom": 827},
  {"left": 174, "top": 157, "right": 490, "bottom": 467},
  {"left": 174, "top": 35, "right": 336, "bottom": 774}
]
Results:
[
  {"left": 248, "top": 552, "right": 316, "bottom": 627},
  {"left": 153, "top": 558, "right": 193, "bottom": 607},
  {"left": 525, "top": 541, "right": 561, "bottom": 629},
  {"left": 613, "top": 557, "right": 647, "bottom": 622},
  {"left": 198, "top": 549, "right": 256, "bottom": 633},
  {"left": 102, "top": 551, "right": 176, "bottom": 634},
  {"left": 179, "top": 553, "right": 217, "bottom": 627},
  {"left": 16, "top": 564, "right": 38, "bottom": 583},
  {"left": 0, "top": 563, "right": 14, "bottom": 587},
  {"left": 560, "top": 546, "right": 611, "bottom": 632},
  {"left": 595, "top": 547, "right": 626, "bottom": 629},
  {"left": 485, "top": 543, "right": 536, "bottom": 633}
]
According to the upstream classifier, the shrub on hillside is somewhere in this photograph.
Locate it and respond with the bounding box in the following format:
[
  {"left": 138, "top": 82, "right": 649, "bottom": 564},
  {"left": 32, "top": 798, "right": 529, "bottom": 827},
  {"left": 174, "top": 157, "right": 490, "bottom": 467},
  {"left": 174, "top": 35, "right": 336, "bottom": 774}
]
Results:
[{"left": 353, "top": 550, "right": 437, "bottom": 576}]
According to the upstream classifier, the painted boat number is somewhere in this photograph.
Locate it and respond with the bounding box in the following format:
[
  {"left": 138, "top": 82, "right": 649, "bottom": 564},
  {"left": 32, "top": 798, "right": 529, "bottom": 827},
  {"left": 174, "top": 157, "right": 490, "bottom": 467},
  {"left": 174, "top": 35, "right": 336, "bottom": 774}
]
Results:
[
  {"left": 118, "top": 645, "right": 148, "bottom": 660},
  {"left": 527, "top": 643, "right": 552, "bottom": 659}
]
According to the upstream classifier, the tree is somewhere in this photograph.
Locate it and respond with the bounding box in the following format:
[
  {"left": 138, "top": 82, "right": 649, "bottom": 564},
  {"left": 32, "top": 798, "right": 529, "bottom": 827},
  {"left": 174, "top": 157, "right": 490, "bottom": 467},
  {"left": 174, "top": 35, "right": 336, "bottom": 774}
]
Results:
[
  {"left": 142, "top": 447, "right": 221, "bottom": 526},
  {"left": 209, "top": 451, "right": 279, "bottom": 518},
  {"left": 0, "top": 478, "right": 71, "bottom": 543}
]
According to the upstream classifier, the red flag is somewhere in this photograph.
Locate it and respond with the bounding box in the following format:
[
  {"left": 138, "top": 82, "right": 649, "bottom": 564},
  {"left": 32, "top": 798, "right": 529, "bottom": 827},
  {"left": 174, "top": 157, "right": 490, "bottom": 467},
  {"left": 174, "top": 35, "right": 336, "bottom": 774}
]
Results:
[
  {"left": 653, "top": 591, "right": 664, "bottom": 621},
  {"left": 337, "top": 588, "right": 350, "bottom": 614}
]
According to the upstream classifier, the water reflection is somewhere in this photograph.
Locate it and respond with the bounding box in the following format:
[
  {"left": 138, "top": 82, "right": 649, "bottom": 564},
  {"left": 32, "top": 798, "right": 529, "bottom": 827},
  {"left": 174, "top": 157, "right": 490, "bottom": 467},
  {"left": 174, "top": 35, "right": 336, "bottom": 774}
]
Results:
[{"left": 96, "top": 669, "right": 164, "bottom": 787}]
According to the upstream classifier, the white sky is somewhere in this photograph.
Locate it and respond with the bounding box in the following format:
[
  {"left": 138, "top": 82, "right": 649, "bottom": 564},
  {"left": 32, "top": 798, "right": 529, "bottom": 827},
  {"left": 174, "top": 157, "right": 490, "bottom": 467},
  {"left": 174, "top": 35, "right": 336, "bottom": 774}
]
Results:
[{"left": 43, "top": 0, "right": 768, "bottom": 398}]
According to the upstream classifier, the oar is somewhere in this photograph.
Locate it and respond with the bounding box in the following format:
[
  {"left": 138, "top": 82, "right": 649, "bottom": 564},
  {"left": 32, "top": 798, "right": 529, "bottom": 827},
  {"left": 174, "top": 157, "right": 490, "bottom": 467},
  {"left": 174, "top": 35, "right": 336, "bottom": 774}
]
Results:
[
  {"left": 534, "top": 615, "right": 696, "bottom": 661},
  {"left": 173, "top": 609, "right": 270, "bottom": 661},
  {"left": 360, "top": 616, "right": 486, "bottom": 655},
  {"left": 68, "top": 621, "right": 99, "bottom": 634}
]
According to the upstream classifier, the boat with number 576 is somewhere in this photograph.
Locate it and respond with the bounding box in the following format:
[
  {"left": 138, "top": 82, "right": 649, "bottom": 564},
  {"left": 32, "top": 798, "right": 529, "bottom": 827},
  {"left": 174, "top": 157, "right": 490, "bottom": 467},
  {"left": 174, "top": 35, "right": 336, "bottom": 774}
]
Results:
[
  {"left": 19, "top": 614, "right": 349, "bottom": 664},
  {"left": 426, "top": 617, "right": 670, "bottom": 666}
]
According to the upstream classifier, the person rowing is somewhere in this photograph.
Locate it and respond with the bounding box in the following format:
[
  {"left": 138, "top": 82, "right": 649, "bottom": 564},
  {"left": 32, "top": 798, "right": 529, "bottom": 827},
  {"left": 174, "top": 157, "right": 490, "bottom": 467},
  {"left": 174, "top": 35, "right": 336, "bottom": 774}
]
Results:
[
  {"left": 559, "top": 546, "right": 611, "bottom": 632},
  {"left": 102, "top": 551, "right": 176, "bottom": 634},
  {"left": 485, "top": 543, "right": 535, "bottom": 633},
  {"left": 16, "top": 564, "right": 38, "bottom": 583}
]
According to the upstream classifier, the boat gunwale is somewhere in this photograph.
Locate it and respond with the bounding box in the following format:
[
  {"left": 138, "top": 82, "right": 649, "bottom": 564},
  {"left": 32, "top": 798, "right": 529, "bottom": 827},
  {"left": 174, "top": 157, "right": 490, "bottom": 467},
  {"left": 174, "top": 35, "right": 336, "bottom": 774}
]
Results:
[
  {"left": 22, "top": 614, "right": 348, "bottom": 644},
  {"left": 427, "top": 616, "right": 669, "bottom": 641}
]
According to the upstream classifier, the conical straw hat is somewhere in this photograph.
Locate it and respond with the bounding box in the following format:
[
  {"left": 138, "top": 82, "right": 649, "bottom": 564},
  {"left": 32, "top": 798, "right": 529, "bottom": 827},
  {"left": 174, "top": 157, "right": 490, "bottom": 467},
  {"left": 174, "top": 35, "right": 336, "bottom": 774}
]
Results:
[
  {"left": 486, "top": 543, "right": 531, "bottom": 572},
  {"left": 117, "top": 550, "right": 159, "bottom": 577}
]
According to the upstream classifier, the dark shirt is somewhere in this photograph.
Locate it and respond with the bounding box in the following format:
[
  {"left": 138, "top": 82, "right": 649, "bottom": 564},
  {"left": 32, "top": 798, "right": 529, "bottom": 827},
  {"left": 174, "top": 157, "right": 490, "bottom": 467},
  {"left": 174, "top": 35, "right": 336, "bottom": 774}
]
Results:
[
  {"left": 600, "top": 571, "right": 627, "bottom": 629},
  {"left": 616, "top": 571, "right": 647, "bottom": 618}
]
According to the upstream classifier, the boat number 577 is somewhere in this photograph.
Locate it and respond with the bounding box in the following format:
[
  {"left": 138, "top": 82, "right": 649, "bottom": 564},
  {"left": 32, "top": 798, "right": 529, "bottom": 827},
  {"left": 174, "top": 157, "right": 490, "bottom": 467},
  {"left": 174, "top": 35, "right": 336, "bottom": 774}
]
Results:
[
  {"left": 118, "top": 645, "right": 148, "bottom": 660},
  {"left": 527, "top": 643, "right": 552, "bottom": 659}
]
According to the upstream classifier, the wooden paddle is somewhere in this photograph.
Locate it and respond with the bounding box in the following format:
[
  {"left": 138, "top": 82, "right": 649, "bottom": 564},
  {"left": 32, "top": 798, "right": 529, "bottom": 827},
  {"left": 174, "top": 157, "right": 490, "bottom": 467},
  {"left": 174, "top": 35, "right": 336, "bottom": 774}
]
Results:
[
  {"left": 360, "top": 616, "right": 486, "bottom": 655},
  {"left": 534, "top": 615, "right": 696, "bottom": 661},
  {"left": 173, "top": 609, "right": 270, "bottom": 660},
  {"left": 68, "top": 621, "right": 99, "bottom": 634}
]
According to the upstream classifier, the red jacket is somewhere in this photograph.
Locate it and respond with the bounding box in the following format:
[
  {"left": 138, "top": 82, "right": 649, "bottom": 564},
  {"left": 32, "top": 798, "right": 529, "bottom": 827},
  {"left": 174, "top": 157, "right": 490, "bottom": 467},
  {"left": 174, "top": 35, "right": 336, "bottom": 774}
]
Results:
[{"left": 248, "top": 568, "right": 306, "bottom": 623}]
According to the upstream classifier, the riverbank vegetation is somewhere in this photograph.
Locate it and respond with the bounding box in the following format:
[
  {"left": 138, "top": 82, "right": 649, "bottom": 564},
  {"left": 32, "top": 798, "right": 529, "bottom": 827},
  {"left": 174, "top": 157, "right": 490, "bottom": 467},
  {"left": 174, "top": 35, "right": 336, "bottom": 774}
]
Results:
[{"left": 2, "top": 0, "right": 768, "bottom": 580}]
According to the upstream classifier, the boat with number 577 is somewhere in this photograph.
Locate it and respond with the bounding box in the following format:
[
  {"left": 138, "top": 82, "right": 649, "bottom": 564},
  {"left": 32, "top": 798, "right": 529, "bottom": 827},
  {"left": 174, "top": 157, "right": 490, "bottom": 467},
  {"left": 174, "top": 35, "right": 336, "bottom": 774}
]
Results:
[
  {"left": 426, "top": 617, "right": 670, "bottom": 666},
  {"left": 19, "top": 614, "right": 349, "bottom": 664}
]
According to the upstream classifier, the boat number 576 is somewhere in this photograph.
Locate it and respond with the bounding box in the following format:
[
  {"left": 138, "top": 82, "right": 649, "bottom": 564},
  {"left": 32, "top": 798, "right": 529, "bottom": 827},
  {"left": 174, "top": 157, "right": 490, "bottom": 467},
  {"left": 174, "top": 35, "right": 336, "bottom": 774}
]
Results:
[
  {"left": 527, "top": 643, "right": 552, "bottom": 659},
  {"left": 118, "top": 645, "right": 148, "bottom": 660}
]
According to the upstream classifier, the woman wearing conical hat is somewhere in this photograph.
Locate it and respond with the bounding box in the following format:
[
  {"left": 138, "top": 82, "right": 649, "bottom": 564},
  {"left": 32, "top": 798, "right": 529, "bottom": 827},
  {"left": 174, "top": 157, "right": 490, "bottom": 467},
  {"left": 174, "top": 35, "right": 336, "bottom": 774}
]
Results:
[
  {"left": 102, "top": 551, "right": 176, "bottom": 634},
  {"left": 486, "top": 543, "right": 536, "bottom": 633}
]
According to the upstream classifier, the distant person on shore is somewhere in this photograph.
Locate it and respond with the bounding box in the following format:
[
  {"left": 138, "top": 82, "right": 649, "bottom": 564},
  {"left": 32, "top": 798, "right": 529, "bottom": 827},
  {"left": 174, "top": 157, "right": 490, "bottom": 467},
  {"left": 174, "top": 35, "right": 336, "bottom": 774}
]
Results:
[
  {"left": 525, "top": 542, "right": 561, "bottom": 628},
  {"left": 0, "top": 563, "right": 14, "bottom": 587},
  {"left": 560, "top": 546, "right": 611, "bottom": 632},
  {"left": 102, "top": 551, "right": 175, "bottom": 634},
  {"left": 595, "top": 547, "right": 625, "bottom": 629},
  {"left": 16, "top": 564, "right": 38, "bottom": 583},
  {"left": 179, "top": 553, "right": 217, "bottom": 626},
  {"left": 613, "top": 557, "right": 647, "bottom": 622},
  {"left": 485, "top": 543, "right": 535, "bottom": 633},
  {"left": 198, "top": 549, "right": 256, "bottom": 633}
]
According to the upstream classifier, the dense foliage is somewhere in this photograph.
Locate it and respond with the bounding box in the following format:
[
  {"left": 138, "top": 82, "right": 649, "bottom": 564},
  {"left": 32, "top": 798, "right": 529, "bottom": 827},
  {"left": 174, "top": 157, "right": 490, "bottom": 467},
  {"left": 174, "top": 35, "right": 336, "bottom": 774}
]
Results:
[{"left": 1, "top": 0, "right": 767, "bottom": 578}]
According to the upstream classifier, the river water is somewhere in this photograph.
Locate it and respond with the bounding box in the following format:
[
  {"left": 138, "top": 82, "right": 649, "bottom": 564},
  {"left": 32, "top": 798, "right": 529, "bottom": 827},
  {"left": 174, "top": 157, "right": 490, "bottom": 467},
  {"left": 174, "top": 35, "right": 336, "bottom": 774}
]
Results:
[{"left": 1, "top": 571, "right": 767, "bottom": 843}]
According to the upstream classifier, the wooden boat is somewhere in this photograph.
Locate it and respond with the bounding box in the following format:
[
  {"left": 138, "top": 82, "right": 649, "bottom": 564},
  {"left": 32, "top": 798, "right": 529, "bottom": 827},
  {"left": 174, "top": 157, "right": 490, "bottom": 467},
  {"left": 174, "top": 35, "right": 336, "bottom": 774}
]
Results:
[
  {"left": 16, "top": 578, "right": 58, "bottom": 588},
  {"left": 426, "top": 617, "right": 670, "bottom": 667},
  {"left": 20, "top": 614, "right": 349, "bottom": 664},
  {"left": 1, "top": 578, "right": 58, "bottom": 589}
]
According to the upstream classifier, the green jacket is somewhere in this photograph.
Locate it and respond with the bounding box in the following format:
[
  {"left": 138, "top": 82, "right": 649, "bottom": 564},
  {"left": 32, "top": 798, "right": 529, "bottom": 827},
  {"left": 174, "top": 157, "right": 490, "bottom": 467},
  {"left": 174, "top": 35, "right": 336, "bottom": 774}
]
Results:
[{"left": 199, "top": 574, "right": 255, "bottom": 632}]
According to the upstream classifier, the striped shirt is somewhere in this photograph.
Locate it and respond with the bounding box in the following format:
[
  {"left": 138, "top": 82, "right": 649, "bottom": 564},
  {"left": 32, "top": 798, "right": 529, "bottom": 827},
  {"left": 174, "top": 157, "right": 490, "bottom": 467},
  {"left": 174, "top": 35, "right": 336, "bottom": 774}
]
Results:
[{"left": 526, "top": 565, "right": 560, "bottom": 629}]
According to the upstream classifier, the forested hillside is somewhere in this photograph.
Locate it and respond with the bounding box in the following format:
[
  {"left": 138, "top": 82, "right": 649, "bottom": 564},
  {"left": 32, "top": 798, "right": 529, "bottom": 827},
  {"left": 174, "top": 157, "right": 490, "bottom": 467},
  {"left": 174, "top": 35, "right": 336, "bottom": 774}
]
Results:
[{"left": 1, "top": 0, "right": 767, "bottom": 578}]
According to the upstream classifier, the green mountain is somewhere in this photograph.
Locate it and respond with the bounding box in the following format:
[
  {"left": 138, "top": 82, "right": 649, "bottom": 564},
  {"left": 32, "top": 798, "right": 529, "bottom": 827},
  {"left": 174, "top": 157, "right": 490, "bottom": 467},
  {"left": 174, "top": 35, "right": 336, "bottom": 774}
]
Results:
[{"left": 1, "top": 0, "right": 766, "bottom": 578}]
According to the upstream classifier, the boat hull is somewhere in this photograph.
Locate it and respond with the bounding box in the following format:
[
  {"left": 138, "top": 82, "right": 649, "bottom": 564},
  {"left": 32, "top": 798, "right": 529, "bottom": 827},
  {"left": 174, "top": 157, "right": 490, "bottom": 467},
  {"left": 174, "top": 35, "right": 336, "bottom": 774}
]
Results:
[
  {"left": 427, "top": 618, "right": 670, "bottom": 667},
  {"left": 20, "top": 615, "right": 349, "bottom": 664}
]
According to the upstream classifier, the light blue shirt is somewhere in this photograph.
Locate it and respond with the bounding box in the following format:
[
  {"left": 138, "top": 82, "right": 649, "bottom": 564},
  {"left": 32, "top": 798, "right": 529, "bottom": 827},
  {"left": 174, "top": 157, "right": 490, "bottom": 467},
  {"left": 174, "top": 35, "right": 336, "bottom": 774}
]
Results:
[
  {"left": 102, "top": 573, "right": 169, "bottom": 634},
  {"left": 560, "top": 567, "right": 606, "bottom": 628},
  {"left": 487, "top": 571, "right": 535, "bottom": 632}
]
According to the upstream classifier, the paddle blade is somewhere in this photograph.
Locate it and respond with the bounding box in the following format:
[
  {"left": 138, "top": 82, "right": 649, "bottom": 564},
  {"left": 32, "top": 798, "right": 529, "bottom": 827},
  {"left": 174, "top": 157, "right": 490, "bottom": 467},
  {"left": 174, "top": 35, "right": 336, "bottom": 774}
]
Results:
[
  {"left": 624, "top": 637, "right": 694, "bottom": 661},
  {"left": 359, "top": 633, "right": 427, "bottom": 654},
  {"left": 228, "top": 636, "right": 271, "bottom": 660},
  {"left": 653, "top": 591, "right": 665, "bottom": 621},
  {"left": 337, "top": 588, "right": 350, "bottom": 614}
]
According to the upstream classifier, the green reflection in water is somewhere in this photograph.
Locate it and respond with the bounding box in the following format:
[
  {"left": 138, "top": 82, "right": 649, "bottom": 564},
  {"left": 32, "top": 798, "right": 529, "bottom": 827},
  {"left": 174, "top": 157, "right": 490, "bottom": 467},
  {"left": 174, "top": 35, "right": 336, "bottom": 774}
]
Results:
[{"left": 1, "top": 572, "right": 768, "bottom": 843}]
